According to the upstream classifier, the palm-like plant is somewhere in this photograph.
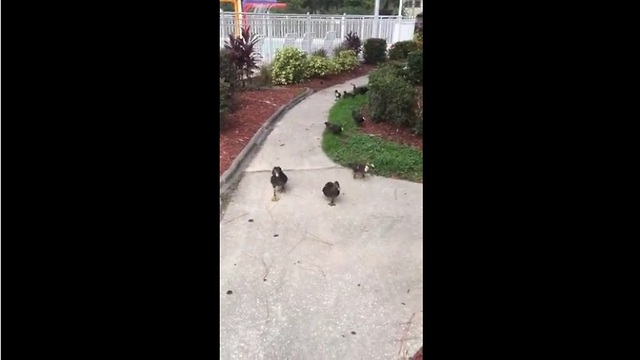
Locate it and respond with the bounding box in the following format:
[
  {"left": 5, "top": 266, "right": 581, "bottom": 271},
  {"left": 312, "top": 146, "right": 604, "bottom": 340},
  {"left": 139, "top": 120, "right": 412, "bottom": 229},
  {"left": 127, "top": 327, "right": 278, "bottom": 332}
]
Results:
[{"left": 224, "top": 26, "right": 261, "bottom": 87}]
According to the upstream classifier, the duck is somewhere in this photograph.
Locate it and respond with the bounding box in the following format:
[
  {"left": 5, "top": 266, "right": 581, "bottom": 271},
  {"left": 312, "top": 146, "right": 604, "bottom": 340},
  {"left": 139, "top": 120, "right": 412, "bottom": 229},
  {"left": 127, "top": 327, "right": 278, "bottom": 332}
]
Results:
[
  {"left": 322, "top": 181, "right": 341, "bottom": 206},
  {"left": 351, "top": 163, "right": 374, "bottom": 179},
  {"left": 352, "top": 109, "right": 365, "bottom": 126},
  {"left": 324, "top": 122, "right": 343, "bottom": 134},
  {"left": 351, "top": 83, "right": 369, "bottom": 95},
  {"left": 334, "top": 89, "right": 342, "bottom": 100},
  {"left": 270, "top": 166, "right": 288, "bottom": 202},
  {"left": 342, "top": 90, "right": 355, "bottom": 99}
]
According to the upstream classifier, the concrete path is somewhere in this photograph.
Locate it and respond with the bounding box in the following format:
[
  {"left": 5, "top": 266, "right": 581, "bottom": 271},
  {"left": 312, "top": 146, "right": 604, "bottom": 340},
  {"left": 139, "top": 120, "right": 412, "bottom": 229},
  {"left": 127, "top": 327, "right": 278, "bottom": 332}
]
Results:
[{"left": 220, "top": 76, "right": 423, "bottom": 360}]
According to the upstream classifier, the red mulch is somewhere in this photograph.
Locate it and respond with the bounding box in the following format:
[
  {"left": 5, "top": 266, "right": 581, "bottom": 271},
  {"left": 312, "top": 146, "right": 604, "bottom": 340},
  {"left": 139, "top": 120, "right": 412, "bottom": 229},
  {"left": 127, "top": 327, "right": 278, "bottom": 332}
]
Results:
[
  {"left": 359, "top": 85, "right": 423, "bottom": 150},
  {"left": 219, "top": 64, "right": 377, "bottom": 176},
  {"left": 412, "top": 346, "right": 423, "bottom": 360}
]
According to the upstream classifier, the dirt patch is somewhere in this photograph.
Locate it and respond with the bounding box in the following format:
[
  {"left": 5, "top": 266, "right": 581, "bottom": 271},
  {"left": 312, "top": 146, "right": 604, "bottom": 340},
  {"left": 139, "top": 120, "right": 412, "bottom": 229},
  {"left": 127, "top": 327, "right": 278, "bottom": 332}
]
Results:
[{"left": 220, "top": 64, "right": 377, "bottom": 176}]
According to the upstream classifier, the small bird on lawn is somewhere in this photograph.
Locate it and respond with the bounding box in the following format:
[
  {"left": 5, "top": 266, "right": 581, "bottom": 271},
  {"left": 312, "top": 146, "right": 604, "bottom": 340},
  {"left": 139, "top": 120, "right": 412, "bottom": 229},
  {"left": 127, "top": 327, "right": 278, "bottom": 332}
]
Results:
[
  {"left": 270, "top": 166, "right": 288, "bottom": 202},
  {"left": 334, "top": 89, "right": 342, "bottom": 100},
  {"left": 343, "top": 91, "right": 355, "bottom": 99},
  {"left": 351, "top": 163, "right": 374, "bottom": 179},
  {"left": 351, "top": 83, "right": 369, "bottom": 95},
  {"left": 352, "top": 109, "right": 365, "bottom": 126},
  {"left": 322, "top": 181, "right": 341, "bottom": 206},
  {"left": 324, "top": 122, "right": 343, "bottom": 134}
]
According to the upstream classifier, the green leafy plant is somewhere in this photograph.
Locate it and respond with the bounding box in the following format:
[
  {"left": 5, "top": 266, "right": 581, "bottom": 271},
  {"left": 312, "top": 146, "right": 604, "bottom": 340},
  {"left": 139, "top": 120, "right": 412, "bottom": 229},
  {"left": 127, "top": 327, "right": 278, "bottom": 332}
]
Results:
[
  {"left": 363, "top": 38, "right": 387, "bottom": 64},
  {"left": 312, "top": 48, "right": 328, "bottom": 58},
  {"left": 333, "top": 50, "right": 359, "bottom": 72},
  {"left": 376, "top": 61, "right": 411, "bottom": 81},
  {"left": 255, "top": 63, "right": 273, "bottom": 86},
  {"left": 271, "top": 47, "right": 310, "bottom": 85},
  {"left": 220, "top": 78, "right": 232, "bottom": 129},
  {"left": 223, "top": 26, "right": 261, "bottom": 87},
  {"left": 220, "top": 48, "right": 238, "bottom": 88},
  {"left": 407, "top": 50, "right": 423, "bottom": 85},
  {"left": 332, "top": 43, "right": 349, "bottom": 58},
  {"left": 308, "top": 56, "right": 333, "bottom": 78},
  {"left": 388, "top": 40, "right": 418, "bottom": 60},
  {"left": 342, "top": 31, "right": 362, "bottom": 57},
  {"left": 367, "top": 68, "right": 417, "bottom": 126}
]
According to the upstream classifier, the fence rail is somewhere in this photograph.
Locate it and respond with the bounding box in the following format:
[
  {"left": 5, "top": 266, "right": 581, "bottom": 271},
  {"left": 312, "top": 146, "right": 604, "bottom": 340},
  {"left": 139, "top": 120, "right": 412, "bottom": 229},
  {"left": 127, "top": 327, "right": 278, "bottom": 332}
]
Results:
[{"left": 220, "top": 12, "right": 416, "bottom": 66}]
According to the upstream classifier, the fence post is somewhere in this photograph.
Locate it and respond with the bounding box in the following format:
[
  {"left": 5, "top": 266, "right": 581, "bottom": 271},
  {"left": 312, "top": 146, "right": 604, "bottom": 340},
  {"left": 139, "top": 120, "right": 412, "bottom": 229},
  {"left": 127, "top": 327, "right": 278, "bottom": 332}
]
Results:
[{"left": 340, "top": 13, "right": 346, "bottom": 41}]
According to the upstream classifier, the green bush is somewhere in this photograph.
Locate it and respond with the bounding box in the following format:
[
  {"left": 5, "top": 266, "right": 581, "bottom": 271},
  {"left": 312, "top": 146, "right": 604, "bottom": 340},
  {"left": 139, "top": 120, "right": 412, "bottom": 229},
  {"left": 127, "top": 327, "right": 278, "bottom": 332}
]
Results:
[
  {"left": 376, "top": 61, "right": 411, "bottom": 82},
  {"left": 342, "top": 31, "right": 363, "bottom": 57},
  {"left": 367, "top": 69, "right": 417, "bottom": 127},
  {"left": 271, "top": 47, "right": 310, "bottom": 85},
  {"left": 312, "top": 48, "right": 328, "bottom": 57},
  {"left": 388, "top": 40, "right": 418, "bottom": 60},
  {"left": 220, "top": 78, "right": 232, "bottom": 129},
  {"left": 407, "top": 50, "right": 423, "bottom": 85},
  {"left": 363, "top": 38, "right": 387, "bottom": 65},
  {"left": 332, "top": 44, "right": 349, "bottom": 58},
  {"left": 308, "top": 56, "right": 333, "bottom": 78},
  {"left": 255, "top": 63, "right": 273, "bottom": 86},
  {"left": 220, "top": 49, "right": 238, "bottom": 88},
  {"left": 333, "top": 50, "right": 359, "bottom": 72}
]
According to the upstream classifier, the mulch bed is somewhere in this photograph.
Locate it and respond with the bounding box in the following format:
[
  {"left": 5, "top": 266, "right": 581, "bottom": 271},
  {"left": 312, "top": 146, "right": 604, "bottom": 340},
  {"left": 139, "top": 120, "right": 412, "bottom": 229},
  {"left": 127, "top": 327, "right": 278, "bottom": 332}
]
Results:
[
  {"left": 412, "top": 346, "right": 423, "bottom": 360},
  {"left": 359, "top": 85, "right": 423, "bottom": 150},
  {"left": 219, "top": 64, "right": 377, "bottom": 176}
]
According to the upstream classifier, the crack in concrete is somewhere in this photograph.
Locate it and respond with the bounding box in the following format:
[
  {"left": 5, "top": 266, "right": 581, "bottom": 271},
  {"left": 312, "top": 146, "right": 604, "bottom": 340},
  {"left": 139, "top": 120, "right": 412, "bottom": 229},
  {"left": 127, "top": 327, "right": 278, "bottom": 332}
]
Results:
[{"left": 397, "top": 312, "right": 417, "bottom": 356}]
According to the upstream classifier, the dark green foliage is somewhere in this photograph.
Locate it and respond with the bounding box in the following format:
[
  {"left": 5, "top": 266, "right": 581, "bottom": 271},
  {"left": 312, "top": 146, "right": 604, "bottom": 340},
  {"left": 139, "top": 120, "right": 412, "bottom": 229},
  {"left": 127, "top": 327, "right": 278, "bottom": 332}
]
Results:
[
  {"left": 220, "top": 78, "right": 232, "bottom": 129},
  {"left": 224, "top": 26, "right": 261, "bottom": 87},
  {"left": 376, "top": 61, "right": 410, "bottom": 80},
  {"left": 332, "top": 43, "right": 349, "bottom": 57},
  {"left": 363, "top": 38, "right": 387, "bottom": 64},
  {"left": 220, "top": 48, "right": 238, "bottom": 88},
  {"left": 342, "top": 31, "right": 362, "bottom": 57},
  {"left": 388, "top": 40, "right": 418, "bottom": 60},
  {"left": 367, "top": 68, "right": 417, "bottom": 127},
  {"left": 312, "top": 48, "right": 328, "bottom": 57},
  {"left": 407, "top": 50, "right": 423, "bottom": 85}
]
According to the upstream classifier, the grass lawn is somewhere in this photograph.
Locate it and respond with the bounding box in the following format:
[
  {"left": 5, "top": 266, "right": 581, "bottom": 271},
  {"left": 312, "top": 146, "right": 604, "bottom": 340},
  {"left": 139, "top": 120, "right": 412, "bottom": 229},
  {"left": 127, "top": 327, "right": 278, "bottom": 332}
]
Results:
[{"left": 322, "top": 95, "right": 423, "bottom": 183}]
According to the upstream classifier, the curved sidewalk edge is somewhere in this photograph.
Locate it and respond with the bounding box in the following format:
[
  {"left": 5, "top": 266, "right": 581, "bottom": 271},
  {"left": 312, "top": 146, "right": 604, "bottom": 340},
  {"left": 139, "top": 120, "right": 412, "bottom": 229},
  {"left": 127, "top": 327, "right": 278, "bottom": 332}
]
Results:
[{"left": 219, "top": 87, "right": 314, "bottom": 196}]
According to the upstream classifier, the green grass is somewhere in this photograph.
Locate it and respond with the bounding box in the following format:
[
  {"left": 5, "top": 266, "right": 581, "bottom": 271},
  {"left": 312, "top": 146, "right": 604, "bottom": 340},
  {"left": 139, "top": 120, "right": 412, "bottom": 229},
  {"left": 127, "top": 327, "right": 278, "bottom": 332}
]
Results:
[{"left": 322, "top": 95, "right": 423, "bottom": 183}]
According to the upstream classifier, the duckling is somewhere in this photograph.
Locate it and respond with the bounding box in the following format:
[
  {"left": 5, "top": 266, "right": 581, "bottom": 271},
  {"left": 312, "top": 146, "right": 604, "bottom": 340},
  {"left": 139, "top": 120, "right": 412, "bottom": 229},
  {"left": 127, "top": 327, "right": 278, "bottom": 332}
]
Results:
[
  {"left": 342, "top": 91, "right": 355, "bottom": 99},
  {"left": 270, "top": 166, "right": 288, "bottom": 201},
  {"left": 351, "top": 83, "right": 369, "bottom": 95},
  {"left": 324, "top": 122, "right": 343, "bottom": 135},
  {"left": 334, "top": 89, "right": 342, "bottom": 100},
  {"left": 351, "top": 163, "right": 374, "bottom": 179},
  {"left": 322, "top": 181, "right": 341, "bottom": 206},
  {"left": 352, "top": 109, "right": 365, "bottom": 126}
]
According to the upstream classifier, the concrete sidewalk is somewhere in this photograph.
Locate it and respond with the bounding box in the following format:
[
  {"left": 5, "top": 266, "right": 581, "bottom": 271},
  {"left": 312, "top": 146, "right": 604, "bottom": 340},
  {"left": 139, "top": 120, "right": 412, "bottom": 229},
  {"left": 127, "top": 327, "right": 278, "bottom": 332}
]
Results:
[{"left": 220, "top": 76, "right": 423, "bottom": 359}]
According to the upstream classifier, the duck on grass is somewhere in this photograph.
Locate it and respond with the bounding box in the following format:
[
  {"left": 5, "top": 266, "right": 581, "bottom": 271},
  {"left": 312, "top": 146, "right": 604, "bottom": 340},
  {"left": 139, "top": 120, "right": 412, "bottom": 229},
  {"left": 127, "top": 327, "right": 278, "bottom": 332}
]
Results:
[{"left": 322, "top": 95, "right": 423, "bottom": 183}]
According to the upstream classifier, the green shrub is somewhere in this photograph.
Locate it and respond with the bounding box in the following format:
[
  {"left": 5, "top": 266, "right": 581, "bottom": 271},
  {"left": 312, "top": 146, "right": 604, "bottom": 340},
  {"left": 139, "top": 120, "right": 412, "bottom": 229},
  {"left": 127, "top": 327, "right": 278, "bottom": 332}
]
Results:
[
  {"left": 363, "top": 38, "right": 387, "bottom": 64},
  {"left": 333, "top": 50, "right": 359, "bottom": 72},
  {"left": 312, "top": 48, "right": 328, "bottom": 57},
  {"left": 332, "top": 44, "right": 349, "bottom": 58},
  {"left": 271, "top": 47, "right": 310, "bottom": 85},
  {"left": 367, "top": 69, "right": 417, "bottom": 126},
  {"left": 376, "top": 61, "right": 411, "bottom": 82},
  {"left": 388, "top": 40, "right": 418, "bottom": 60},
  {"left": 308, "top": 56, "right": 333, "bottom": 78},
  {"left": 220, "top": 49, "right": 238, "bottom": 88},
  {"left": 255, "top": 63, "right": 273, "bottom": 86},
  {"left": 407, "top": 50, "right": 423, "bottom": 85},
  {"left": 220, "top": 78, "right": 232, "bottom": 129}
]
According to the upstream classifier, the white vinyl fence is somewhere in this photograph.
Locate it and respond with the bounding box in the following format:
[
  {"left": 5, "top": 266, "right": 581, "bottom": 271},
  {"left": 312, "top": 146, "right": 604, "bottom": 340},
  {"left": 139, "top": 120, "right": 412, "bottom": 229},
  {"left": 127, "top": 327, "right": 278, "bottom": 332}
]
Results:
[{"left": 220, "top": 12, "right": 416, "bottom": 67}]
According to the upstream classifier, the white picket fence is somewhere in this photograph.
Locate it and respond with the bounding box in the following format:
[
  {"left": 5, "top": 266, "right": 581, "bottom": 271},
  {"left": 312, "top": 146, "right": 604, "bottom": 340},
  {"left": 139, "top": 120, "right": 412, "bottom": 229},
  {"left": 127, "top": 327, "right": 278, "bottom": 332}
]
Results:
[{"left": 220, "top": 12, "right": 416, "bottom": 66}]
